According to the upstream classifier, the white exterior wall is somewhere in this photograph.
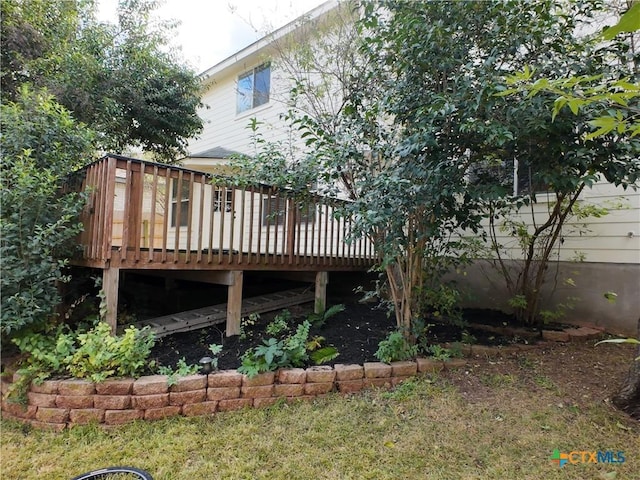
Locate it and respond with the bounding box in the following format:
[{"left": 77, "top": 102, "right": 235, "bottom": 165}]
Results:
[
  {"left": 186, "top": 52, "right": 299, "bottom": 159},
  {"left": 485, "top": 180, "right": 640, "bottom": 264}
]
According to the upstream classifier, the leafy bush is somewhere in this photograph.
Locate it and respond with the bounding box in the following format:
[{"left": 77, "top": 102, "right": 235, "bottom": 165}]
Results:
[
  {"left": 309, "top": 346, "right": 340, "bottom": 365},
  {"left": 265, "top": 310, "right": 291, "bottom": 336},
  {"left": 9, "top": 322, "right": 155, "bottom": 401},
  {"left": 209, "top": 343, "right": 223, "bottom": 370},
  {"left": 1, "top": 87, "right": 94, "bottom": 342},
  {"left": 306, "top": 335, "right": 339, "bottom": 365},
  {"left": 67, "top": 323, "right": 156, "bottom": 382},
  {"left": 418, "top": 284, "right": 465, "bottom": 327},
  {"left": 239, "top": 321, "right": 312, "bottom": 377},
  {"left": 375, "top": 331, "right": 418, "bottom": 364},
  {"left": 307, "top": 303, "right": 346, "bottom": 328},
  {"left": 11, "top": 326, "right": 76, "bottom": 388},
  {"left": 426, "top": 344, "right": 452, "bottom": 361}
]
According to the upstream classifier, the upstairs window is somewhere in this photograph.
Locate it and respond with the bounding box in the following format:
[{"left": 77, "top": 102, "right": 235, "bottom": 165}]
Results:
[{"left": 237, "top": 63, "right": 271, "bottom": 113}]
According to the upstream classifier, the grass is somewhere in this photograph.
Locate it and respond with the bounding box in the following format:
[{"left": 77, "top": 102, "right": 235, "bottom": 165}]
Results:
[{"left": 1, "top": 370, "right": 638, "bottom": 480}]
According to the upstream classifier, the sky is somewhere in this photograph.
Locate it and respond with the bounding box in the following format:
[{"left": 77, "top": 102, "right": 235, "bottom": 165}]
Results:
[{"left": 97, "top": 0, "right": 328, "bottom": 74}]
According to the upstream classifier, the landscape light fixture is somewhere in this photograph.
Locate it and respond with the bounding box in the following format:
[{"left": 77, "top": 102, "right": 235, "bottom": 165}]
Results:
[{"left": 199, "top": 356, "right": 214, "bottom": 374}]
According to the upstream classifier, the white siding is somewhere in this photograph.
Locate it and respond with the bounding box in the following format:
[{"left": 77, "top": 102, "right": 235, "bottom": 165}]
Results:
[
  {"left": 187, "top": 53, "right": 298, "bottom": 158},
  {"left": 484, "top": 180, "right": 640, "bottom": 264}
]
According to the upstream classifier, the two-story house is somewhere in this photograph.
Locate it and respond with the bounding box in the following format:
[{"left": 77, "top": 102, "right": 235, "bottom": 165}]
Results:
[{"left": 181, "top": 1, "right": 639, "bottom": 335}]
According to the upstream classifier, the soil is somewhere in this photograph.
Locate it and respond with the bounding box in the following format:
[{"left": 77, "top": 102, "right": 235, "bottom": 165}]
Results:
[{"left": 149, "top": 300, "right": 539, "bottom": 372}]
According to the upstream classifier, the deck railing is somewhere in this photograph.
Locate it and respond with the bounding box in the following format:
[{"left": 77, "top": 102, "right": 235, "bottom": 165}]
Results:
[{"left": 75, "top": 155, "right": 376, "bottom": 271}]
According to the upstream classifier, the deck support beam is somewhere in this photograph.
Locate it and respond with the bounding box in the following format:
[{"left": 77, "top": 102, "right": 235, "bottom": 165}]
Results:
[
  {"left": 103, "top": 267, "right": 120, "bottom": 334},
  {"left": 315, "top": 271, "right": 328, "bottom": 314},
  {"left": 226, "top": 271, "right": 244, "bottom": 337}
]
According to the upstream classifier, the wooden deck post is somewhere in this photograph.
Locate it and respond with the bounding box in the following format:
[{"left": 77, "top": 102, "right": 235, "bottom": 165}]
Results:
[
  {"left": 226, "top": 271, "right": 244, "bottom": 337},
  {"left": 315, "top": 271, "right": 328, "bottom": 314},
  {"left": 102, "top": 267, "right": 120, "bottom": 334}
]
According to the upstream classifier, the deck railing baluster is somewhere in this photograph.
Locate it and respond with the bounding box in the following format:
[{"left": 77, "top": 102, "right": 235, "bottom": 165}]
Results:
[
  {"left": 273, "top": 193, "right": 280, "bottom": 265},
  {"left": 120, "top": 160, "right": 133, "bottom": 262},
  {"left": 174, "top": 170, "right": 183, "bottom": 263},
  {"left": 185, "top": 172, "right": 194, "bottom": 263},
  {"left": 88, "top": 163, "right": 98, "bottom": 259},
  {"left": 217, "top": 186, "right": 225, "bottom": 264},
  {"left": 197, "top": 174, "right": 206, "bottom": 263},
  {"left": 247, "top": 187, "right": 255, "bottom": 265},
  {"left": 238, "top": 188, "right": 245, "bottom": 265},
  {"left": 148, "top": 166, "right": 158, "bottom": 263},
  {"left": 133, "top": 163, "right": 145, "bottom": 263},
  {"left": 228, "top": 187, "right": 235, "bottom": 264},
  {"left": 207, "top": 181, "right": 215, "bottom": 264},
  {"left": 264, "top": 188, "right": 272, "bottom": 263},
  {"left": 161, "top": 167, "right": 170, "bottom": 263}
]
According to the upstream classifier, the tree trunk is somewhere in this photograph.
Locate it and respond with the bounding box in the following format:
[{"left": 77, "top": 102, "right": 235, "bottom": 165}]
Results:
[{"left": 612, "top": 317, "right": 640, "bottom": 420}]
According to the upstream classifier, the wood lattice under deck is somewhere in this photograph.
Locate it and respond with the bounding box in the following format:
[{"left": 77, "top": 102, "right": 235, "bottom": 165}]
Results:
[{"left": 71, "top": 155, "right": 376, "bottom": 335}]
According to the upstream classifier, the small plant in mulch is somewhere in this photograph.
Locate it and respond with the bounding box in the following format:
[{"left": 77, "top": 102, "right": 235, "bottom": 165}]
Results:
[
  {"left": 237, "top": 307, "right": 343, "bottom": 378},
  {"left": 374, "top": 331, "right": 418, "bottom": 364}
]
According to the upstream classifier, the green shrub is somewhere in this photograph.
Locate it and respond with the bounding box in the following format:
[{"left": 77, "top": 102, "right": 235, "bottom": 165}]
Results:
[
  {"left": 265, "top": 310, "right": 291, "bottom": 336},
  {"left": 375, "top": 331, "right": 418, "bottom": 364},
  {"left": 239, "top": 321, "right": 311, "bottom": 377},
  {"left": 67, "top": 322, "right": 156, "bottom": 382},
  {"left": 1, "top": 87, "right": 95, "bottom": 342},
  {"left": 309, "top": 346, "right": 340, "bottom": 365},
  {"left": 9, "top": 322, "right": 155, "bottom": 401},
  {"left": 427, "top": 344, "right": 453, "bottom": 361},
  {"left": 307, "top": 303, "right": 346, "bottom": 328}
]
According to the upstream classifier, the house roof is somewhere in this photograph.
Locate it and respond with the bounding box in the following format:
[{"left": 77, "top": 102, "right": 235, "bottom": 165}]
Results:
[
  {"left": 198, "top": 0, "right": 338, "bottom": 83},
  {"left": 188, "top": 146, "right": 242, "bottom": 159}
]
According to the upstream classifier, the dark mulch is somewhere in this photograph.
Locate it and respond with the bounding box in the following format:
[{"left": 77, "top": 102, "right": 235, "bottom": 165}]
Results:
[{"left": 149, "top": 301, "right": 537, "bottom": 372}]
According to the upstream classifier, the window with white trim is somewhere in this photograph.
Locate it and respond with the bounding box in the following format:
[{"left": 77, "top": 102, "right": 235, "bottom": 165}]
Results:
[
  {"left": 214, "top": 189, "right": 233, "bottom": 212},
  {"left": 468, "top": 159, "right": 549, "bottom": 196},
  {"left": 236, "top": 63, "right": 271, "bottom": 113}
]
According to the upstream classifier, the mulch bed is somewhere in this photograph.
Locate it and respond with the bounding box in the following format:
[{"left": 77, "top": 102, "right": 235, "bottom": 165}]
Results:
[{"left": 149, "top": 301, "right": 540, "bottom": 372}]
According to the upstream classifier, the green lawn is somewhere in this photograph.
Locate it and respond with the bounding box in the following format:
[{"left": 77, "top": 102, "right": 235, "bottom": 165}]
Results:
[{"left": 1, "top": 344, "right": 638, "bottom": 479}]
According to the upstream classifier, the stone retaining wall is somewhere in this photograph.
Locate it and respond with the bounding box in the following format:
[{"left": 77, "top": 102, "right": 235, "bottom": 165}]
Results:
[
  {"left": 1, "top": 326, "right": 602, "bottom": 430},
  {"left": 1, "top": 359, "right": 463, "bottom": 430}
]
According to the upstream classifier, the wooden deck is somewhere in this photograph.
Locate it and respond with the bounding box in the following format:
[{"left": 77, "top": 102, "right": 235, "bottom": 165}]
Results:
[{"left": 72, "top": 155, "right": 376, "bottom": 335}]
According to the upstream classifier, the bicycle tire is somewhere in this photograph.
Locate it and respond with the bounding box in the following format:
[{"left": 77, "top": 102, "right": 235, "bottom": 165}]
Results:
[{"left": 70, "top": 466, "right": 153, "bottom": 480}]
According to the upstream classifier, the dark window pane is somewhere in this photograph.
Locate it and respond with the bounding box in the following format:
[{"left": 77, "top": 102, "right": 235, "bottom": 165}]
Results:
[{"left": 254, "top": 64, "right": 270, "bottom": 107}]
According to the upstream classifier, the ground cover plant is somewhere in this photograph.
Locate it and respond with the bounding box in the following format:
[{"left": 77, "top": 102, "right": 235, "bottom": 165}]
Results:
[{"left": 1, "top": 342, "right": 638, "bottom": 479}]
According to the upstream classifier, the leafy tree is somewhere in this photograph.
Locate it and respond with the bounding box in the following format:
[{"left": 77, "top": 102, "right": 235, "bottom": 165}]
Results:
[
  {"left": 0, "top": 87, "right": 95, "bottom": 341},
  {"left": 1, "top": 0, "right": 203, "bottom": 162},
  {"left": 480, "top": 0, "right": 640, "bottom": 327},
  {"left": 1, "top": 0, "right": 205, "bottom": 343},
  {"left": 227, "top": 1, "right": 638, "bottom": 341},
  {"left": 305, "top": 0, "right": 632, "bottom": 335},
  {"left": 504, "top": 0, "right": 640, "bottom": 419}
]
